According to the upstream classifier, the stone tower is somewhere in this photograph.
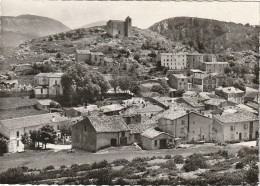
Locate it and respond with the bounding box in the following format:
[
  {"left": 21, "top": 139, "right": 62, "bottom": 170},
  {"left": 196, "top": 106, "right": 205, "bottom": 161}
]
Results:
[{"left": 125, "top": 16, "right": 132, "bottom": 37}]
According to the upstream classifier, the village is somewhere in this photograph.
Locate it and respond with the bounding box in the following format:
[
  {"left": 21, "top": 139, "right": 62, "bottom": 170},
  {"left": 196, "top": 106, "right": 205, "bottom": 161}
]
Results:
[{"left": 0, "top": 15, "right": 259, "bottom": 185}]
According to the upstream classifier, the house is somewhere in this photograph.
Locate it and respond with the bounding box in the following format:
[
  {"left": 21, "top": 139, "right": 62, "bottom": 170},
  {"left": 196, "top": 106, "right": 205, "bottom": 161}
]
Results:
[
  {"left": 136, "top": 104, "right": 164, "bottom": 117},
  {"left": 0, "top": 113, "right": 71, "bottom": 153},
  {"left": 122, "top": 97, "right": 146, "bottom": 107},
  {"left": 201, "top": 62, "right": 229, "bottom": 74},
  {"left": 106, "top": 16, "right": 132, "bottom": 37},
  {"left": 212, "top": 111, "right": 259, "bottom": 143},
  {"left": 186, "top": 53, "right": 204, "bottom": 69},
  {"left": 158, "top": 111, "right": 212, "bottom": 142},
  {"left": 189, "top": 69, "right": 205, "bottom": 76},
  {"left": 203, "top": 54, "right": 217, "bottom": 62},
  {"left": 168, "top": 73, "right": 189, "bottom": 91},
  {"left": 215, "top": 87, "right": 245, "bottom": 104},
  {"left": 71, "top": 115, "right": 131, "bottom": 152},
  {"left": 121, "top": 108, "right": 142, "bottom": 125},
  {"left": 192, "top": 73, "right": 217, "bottom": 92},
  {"left": 36, "top": 99, "right": 53, "bottom": 111},
  {"left": 75, "top": 50, "right": 91, "bottom": 62},
  {"left": 34, "top": 72, "right": 63, "bottom": 98},
  {"left": 64, "top": 105, "right": 100, "bottom": 117},
  {"left": 140, "top": 128, "right": 174, "bottom": 150},
  {"left": 211, "top": 73, "right": 228, "bottom": 87},
  {"left": 100, "top": 104, "right": 125, "bottom": 116},
  {"left": 177, "top": 97, "right": 205, "bottom": 110},
  {"left": 90, "top": 52, "right": 104, "bottom": 66},
  {"left": 204, "top": 98, "right": 236, "bottom": 110}
]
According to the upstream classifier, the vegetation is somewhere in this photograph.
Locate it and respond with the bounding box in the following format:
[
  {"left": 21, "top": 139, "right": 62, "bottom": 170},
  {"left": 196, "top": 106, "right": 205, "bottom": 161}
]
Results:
[
  {"left": 0, "top": 135, "right": 8, "bottom": 155},
  {"left": 173, "top": 155, "right": 184, "bottom": 164},
  {"left": 183, "top": 153, "right": 208, "bottom": 172}
]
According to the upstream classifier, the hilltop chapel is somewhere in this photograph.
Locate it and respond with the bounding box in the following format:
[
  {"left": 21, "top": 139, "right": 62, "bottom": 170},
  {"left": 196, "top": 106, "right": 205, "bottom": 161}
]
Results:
[{"left": 106, "top": 16, "right": 132, "bottom": 38}]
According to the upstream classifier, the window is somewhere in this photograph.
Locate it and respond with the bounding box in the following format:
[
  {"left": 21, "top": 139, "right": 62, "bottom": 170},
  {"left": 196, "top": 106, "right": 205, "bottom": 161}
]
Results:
[
  {"left": 84, "top": 125, "right": 87, "bottom": 132},
  {"left": 181, "top": 120, "right": 185, "bottom": 125},
  {"left": 244, "top": 133, "right": 247, "bottom": 138},
  {"left": 17, "top": 131, "right": 19, "bottom": 138},
  {"left": 55, "top": 80, "right": 58, "bottom": 85},
  {"left": 41, "top": 88, "right": 43, "bottom": 94},
  {"left": 17, "top": 140, "right": 19, "bottom": 146},
  {"left": 154, "top": 140, "right": 158, "bottom": 146},
  {"left": 243, "top": 124, "right": 248, "bottom": 129},
  {"left": 57, "top": 125, "right": 59, "bottom": 130},
  {"left": 230, "top": 126, "right": 235, "bottom": 131},
  {"left": 121, "top": 131, "right": 125, "bottom": 137}
]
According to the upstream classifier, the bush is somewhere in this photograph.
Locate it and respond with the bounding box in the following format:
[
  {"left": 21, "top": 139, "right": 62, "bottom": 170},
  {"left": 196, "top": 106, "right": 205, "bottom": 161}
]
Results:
[
  {"left": 161, "top": 159, "right": 176, "bottom": 170},
  {"left": 60, "top": 165, "right": 67, "bottom": 169},
  {"left": 0, "top": 167, "right": 29, "bottom": 184},
  {"left": 217, "top": 150, "right": 229, "bottom": 158},
  {"left": 165, "top": 154, "right": 172, "bottom": 159},
  {"left": 173, "top": 155, "right": 184, "bottom": 164},
  {"left": 91, "top": 160, "right": 110, "bottom": 169},
  {"left": 183, "top": 153, "right": 207, "bottom": 172},
  {"left": 235, "top": 162, "right": 244, "bottom": 169},
  {"left": 44, "top": 165, "right": 55, "bottom": 171},
  {"left": 246, "top": 163, "right": 258, "bottom": 184},
  {"left": 112, "top": 159, "right": 129, "bottom": 166},
  {"left": 237, "top": 147, "right": 258, "bottom": 158}
]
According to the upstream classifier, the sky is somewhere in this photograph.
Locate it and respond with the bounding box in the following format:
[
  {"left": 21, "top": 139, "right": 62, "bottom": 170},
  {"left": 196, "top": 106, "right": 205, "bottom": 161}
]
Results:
[{"left": 2, "top": 0, "right": 259, "bottom": 29}]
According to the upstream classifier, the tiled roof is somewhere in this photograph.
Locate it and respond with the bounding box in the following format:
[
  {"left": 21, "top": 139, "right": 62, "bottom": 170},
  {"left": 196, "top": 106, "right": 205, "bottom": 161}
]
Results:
[
  {"left": 141, "top": 128, "right": 166, "bottom": 139},
  {"left": 180, "top": 97, "right": 204, "bottom": 108},
  {"left": 246, "top": 101, "right": 259, "bottom": 110},
  {"left": 73, "top": 105, "right": 99, "bottom": 113},
  {"left": 35, "top": 72, "right": 64, "bottom": 78},
  {"left": 128, "top": 123, "right": 158, "bottom": 134},
  {"left": 0, "top": 113, "right": 70, "bottom": 130},
  {"left": 193, "top": 73, "right": 210, "bottom": 79},
  {"left": 100, "top": 104, "right": 125, "bottom": 113},
  {"left": 171, "top": 74, "right": 188, "bottom": 79},
  {"left": 88, "top": 115, "right": 129, "bottom": 133},
  {"left": 216, "top": 87, "right": 244, "bottom": 94},
  {"left": 37, "top": 99, "right": 52, "bottom": 106},
  {"left": 214, "top": 111, "right": 259, "bottom": 123},
  {"left": 162, "top": 110, "right": 187, "bottom": 120},
  {"left": 75, "top": 50, "right": 91, "bottom": 54},
  {"left": 204, "top": 62, "right": 229, "bottom": 65},
  {"left": 136, "top": 104, "right": 164, "bottom": 114},
  {"left": 204, "top": 98, "right": 226, "bottom": 106}
]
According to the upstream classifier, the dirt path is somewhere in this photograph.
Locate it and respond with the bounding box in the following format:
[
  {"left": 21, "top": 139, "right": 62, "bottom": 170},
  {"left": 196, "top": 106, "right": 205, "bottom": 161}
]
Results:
[{"left": 0, "top": 143, "right": 242, "bottom": 172}]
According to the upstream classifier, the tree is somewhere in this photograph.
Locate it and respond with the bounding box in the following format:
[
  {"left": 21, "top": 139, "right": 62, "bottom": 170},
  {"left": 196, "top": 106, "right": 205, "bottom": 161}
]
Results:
[
  {"left": 56, "top": 52, "right": 61, "bottom": 58},
  {"left": 60, "top": 124, "right": 72, "bottom": 144},
  {"left": 252, "top": 63, "right": 259, "bottom": 84},
  {"left": 174, "top": 89, "right": 185, "bottom": 97},
  {"left": 39, "top": 125, "right": 57, "bottom": 149},
  {"left": 233, "top": 78, "right": 246, "bottom": 91},
  {"left": 109, "top": 76, "right": 119, "bottom": 93},
  {"left": 29, "top": 130, "right": 42, "bottom": 148},
  {"left": 0, "top": 136, "right": 8, "bottom": 155},
  {"left": 224, "top": 67, "right": 232, "bottom": 74},
  {"left": 151, "top": 85, "right": 166, "bottom": 95},
  {"left": 118, "top": 77, "right": 131, "bottom": 92},
  {"left": 21, "top": 132, "right": 31, "bottom": 146}
]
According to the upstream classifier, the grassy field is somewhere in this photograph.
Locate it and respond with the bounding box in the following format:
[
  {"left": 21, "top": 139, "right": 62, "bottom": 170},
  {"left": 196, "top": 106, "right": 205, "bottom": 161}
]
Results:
[
  {"left": 0, "top": 143, "right": 246, "bottom": 173},
  {"left": 0, "top": 96, "right": 37, "bottom": 110}
]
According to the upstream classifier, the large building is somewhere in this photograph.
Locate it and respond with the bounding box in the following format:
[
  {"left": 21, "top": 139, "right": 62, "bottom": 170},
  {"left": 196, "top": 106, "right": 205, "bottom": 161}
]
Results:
[
  {"left": 106, "top": 16, "right": 132, "bottom": 37},
  {"left": 34, "top": 73, "right": 64, "bottom": 98},
  {"left": 215, "top": 86, "right": 245, "bottom": 104},
  {"left": 168, "top": 73, "right": 189, "bottom": 91},
  {"left": 72, "top": 115, "right": 131, "bottom": 152},
  {"left": 212, "top": 111, "right": 259, "bottom": 143},
  {"left": 0, "top": 113, "right": 71, "bottom": 153},
  {"left": 201, "top": 62, "right": 229, "bottom": 74},
  {"left": 192, "top": 73, "right": 217, "bottom": 92},
  {"left": 157, "top": 53, "right": 203, "bottom": 70}
]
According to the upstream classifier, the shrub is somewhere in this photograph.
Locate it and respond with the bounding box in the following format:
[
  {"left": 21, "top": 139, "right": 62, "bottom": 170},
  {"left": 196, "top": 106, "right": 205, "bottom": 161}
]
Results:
[
  {"left": 183, "top": 153, "right": 207, "bottom": 172},
  {"left": 237, "top": 147, "right": 258, "bottom": 158},
  {"left": 91, "top": 160, "right": 110, "bottom": 169},
  {"left": 60, "top": 165, "right": 67, "bottom": 169},
  {"left": 246, "top": 163, "right": 258, "bottom": 184},
  {"left": 173, "top": 155, "right": 184, "bottom": 164},
  {"left": 112, "top": 159, "right": 129, "bottom": 166},
  {"left": 164, "top": 154, "right": 172, "bottom": 159},
  {"left": 217, "top": 150, "right": 228, "bottom": 158},
  {"left": 235, "top": 162, "right": 244, "bottom": 169},
  {"left": 161, "top": 159, "right": 176, "bottom": 170},
  {"left": 0, "top": 167, "right": 29, "bottom": 184},
  {"left": 44, "top": 165, "right": 55, "bottom": 171},
  {"left": 64, "top": 177, "right": 76, "bottom": 184}
]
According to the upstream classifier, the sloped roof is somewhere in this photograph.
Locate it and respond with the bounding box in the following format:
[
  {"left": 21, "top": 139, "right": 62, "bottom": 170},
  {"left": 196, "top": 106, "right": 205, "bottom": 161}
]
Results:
[
  {"left": 141, "top": 128, "right": 173, "bottom": 139},
  {"left": 35, "top": 72, "right": 64, "bottom": 78},
  {"left": 214, "top": 111, "right": 258, "bottom": 123},
  {"left": 216, "top": 87, "right": 244, "bottom": 94},
  {"left": 100, "top": 104, "right": 125, "bottom": 113},
  {"left": 73, "top": 105, "right": 99, "bottom": 113},
  {"left": 180, "top": 97, "right": 204, "bottom": 108},
  {"left": 136, "top": 104, "right": 164, "bottom": 113},
  {"left": 171, "top": 74, "right": 188, "bottom": 79},
  {"left": 204, "top": 62, "right": 229, "bottom": 65},
  {"left": 162, "top": 110, "right": 187, "bottom": 120},
  {"left": 204, "top": 98, "right": 226, "bottom": 106},
  {"left": 88, "top": 115, "right": 129, "bottom": 133},
  {"left": 0, "top": 113, "right": 70, "bottom": 130},
  {"left": 37, "top": 99, "right": 52, "bottom": 106}
]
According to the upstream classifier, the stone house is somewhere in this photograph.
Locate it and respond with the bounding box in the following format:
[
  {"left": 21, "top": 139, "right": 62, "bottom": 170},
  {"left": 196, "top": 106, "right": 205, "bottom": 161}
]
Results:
[
  {"left": 186, "top": 53, "right": 204, "bottom": 69},
  {"left": 106, "top": 16, "right": 132, "bottom": 38},
  {"left": 140, "top": 128, "right": 174, "bottom": 150},
  {"left": 71, "top": 115, "right": 131, "bottom": 152},
  {"left": 215, "top": 86, "right": 245, "bottom": 104},
  {"left": 168, "top": 73, "right": 189, "bottom": 91},
  {"left": 158, "top": 111, "right": 212, "bottom": 142},
  {"left": 34, "top": 73, "right": 63, "bottom": 98},
  {"left": 192, "top": 73, "right": 217, "bottom": 92},
  {"left": 204, "top": 98, "right": 237, "bottom": 110},
  {"left": 90, "top": 52, "right": 104, "bottom": 66},
  {"left": 0, "top": 113, "right": 71, "bottom": 153},
  {"left": 201, "top": 62, "right": 229, "bottom": 74},
  {"left": 36, "top": 99, "right": 52, "bottom": 111},
  {"left": 63, "top": 105, "right": 100, "bottom": 118},
  {"left": 100, "top": 104, "right": 125, "bottom": 116},
  {"left": 212, "top": 111, "right": 259, "bottom": 143},
  {"left": 136, "top": 104, "right": 164, "bottom": 117},
  {"left": 75, "top": 50, "right": 91, "bottom": 62}
]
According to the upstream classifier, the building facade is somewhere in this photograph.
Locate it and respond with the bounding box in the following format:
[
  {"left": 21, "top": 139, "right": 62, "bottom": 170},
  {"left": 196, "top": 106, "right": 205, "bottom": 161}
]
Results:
[
  {"left": 34, "top": 73, "right": 63, "bottom": 98},
  {"left": 192, "top": 73, "right": 217, "bottom": 92},
  {"left": 168, "top": 73, "right": 189, "bottom": 91},
  {"left": 215, "top": 87, "right": 245, "bottom": 104},
  {"left": 201, "top": 62, "right": 229, "bottom": 74},
  {"left": 106, "top": 16, "right": 132, "bottom": 37}
]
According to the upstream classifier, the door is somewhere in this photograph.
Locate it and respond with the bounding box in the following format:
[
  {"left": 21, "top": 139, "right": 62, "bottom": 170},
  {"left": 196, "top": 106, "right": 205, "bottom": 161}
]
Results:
[
  {"left": 120, "top": 137, "right": 127, "bottom": 146},
  {"left": 111, "top": 139, "right": 117, "bottom": 146},
  {"left": 159, "top": 139, "right": 167, "bottom": 149},
  {"left": 256, "top": 131, "right": 259, "bottom": 139},
  {"left": 239, "top": 133, "right": 242, "bottom": 140}
]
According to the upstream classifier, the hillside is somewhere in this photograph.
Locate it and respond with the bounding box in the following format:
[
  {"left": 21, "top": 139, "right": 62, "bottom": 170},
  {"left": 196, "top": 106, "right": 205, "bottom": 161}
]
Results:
[
  {"left": 1, "top": 14, "right": 70, "bottom": 47},
  {"left": 81, "top": 20, "right": 107, "bottom": 28},
  {"left": 0, "top": 26, "right": 191, "bottom": 71},
  {"left": 149, "top": 17, "right": 258, "bottom": 54}
]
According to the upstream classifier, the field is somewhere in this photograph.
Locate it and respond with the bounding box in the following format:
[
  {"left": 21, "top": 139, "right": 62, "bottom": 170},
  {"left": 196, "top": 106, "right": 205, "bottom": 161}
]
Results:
[{"left": 0, "top": 144, "right": 258, "bottom": 185}]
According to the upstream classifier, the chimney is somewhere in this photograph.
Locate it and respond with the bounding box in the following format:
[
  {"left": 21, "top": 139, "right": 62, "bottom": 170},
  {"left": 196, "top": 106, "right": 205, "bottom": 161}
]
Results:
[{"left": 51, "top": 115, "right": 56, "bottom": 122}]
